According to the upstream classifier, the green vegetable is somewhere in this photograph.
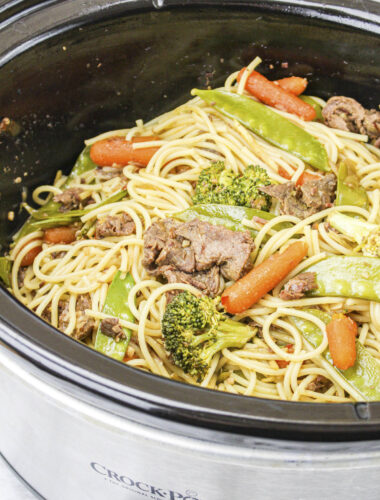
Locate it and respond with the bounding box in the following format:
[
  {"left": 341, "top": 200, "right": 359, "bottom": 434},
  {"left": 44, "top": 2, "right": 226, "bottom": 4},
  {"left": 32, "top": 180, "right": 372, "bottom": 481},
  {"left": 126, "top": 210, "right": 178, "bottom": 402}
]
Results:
[
  {"left": 16, "top": 146, "right": 97, "bottom": 240},
  {"left": 306, "top": 255, "right": 380, "bottom": 302},
  {"left": 193, "top": 162, "right": 271, "bottom": 211},
  {"left": 175, "top": 203, "right": 291, "bottom": 238},
  {"left": 67, "top": 145, "right": 97, "bottom": 182},
  {"left": 0, "top": 257, "right": 12, "bottom": 287},
  {"left": 18, "top": 190, "right": 128, "bottom": 235},
  {"left": 328, "top": 212, "right": 380, "bottom": 257},
  {"left": 290, "top": 309, "right": 380, "bottom": 401},
  {"left": 335, "top": 162, "right": 368, "bottom": 210},
  {"left": 162, "top": 291, "right": 254, "bottom": 381},
  {"left": 299, "top": 95, "right": 323, "bottom": 121},
  {"left": 94, "top": 271, "right": 135, "bottom": 361},
  {"left": 191, "top": 89, "right": 330, "bottom": 172}
]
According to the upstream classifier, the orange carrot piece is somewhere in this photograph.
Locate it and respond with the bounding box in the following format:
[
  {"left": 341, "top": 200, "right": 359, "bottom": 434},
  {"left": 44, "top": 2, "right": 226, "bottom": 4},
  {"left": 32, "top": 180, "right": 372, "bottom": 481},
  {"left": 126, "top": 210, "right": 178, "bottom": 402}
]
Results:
[
  {"left": 236, "top": 69, "right": 316, "bottom": 121},
  {"left": 90, "top": 136, "right": 160, "bottom": 167},
  {"left": 221, "top": 241, "right": 308, "bottom": 314},
  {"left": 273, "top": 76, "right": 308, "bottom": 96},
  {"left": 20, "top": 245, "right": 42, "bottom": 266},
  {"left": 326, "top": 314, "right": 357, "bottom": 370},
  {"left": 44, "top": 226, "right": 77, "bottom": 244},
  {"left": 278, "top": 166, "right": 321, "bottom": 186}
]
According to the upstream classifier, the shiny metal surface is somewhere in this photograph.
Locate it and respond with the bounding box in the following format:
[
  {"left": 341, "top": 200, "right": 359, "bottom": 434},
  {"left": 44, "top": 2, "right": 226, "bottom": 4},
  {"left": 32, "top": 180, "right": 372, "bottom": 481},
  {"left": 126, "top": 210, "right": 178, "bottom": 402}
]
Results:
[{"left": 2, "top": 343, "right": 380, "bottom": 500}]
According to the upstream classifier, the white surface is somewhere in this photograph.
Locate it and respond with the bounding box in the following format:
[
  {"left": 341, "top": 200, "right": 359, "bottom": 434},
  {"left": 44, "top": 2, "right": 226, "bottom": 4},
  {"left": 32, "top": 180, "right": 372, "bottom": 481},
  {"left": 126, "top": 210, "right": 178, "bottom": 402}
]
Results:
[{"left": 0, "top": 455, "right": 37, "bottom": 500}]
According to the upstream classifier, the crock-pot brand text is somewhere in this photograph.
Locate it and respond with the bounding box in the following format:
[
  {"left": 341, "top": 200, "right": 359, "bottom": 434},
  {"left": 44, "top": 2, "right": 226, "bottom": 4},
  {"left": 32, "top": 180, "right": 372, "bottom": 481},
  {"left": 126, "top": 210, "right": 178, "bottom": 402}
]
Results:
[{"left": 90, "top": 462, "right": 200, "bottom": 500}]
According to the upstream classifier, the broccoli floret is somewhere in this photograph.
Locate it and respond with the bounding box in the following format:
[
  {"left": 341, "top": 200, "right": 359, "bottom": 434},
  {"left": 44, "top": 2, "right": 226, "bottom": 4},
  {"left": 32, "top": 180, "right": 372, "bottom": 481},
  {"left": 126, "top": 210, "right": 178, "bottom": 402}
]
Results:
[
  {"left": 162, "top": 291, "right": 254, "bottom": 381},
  {"left": 193, "top": 162, "right": 271, "bottom": 211},
  {"left": 233, "top": 165, "right": 272, "bottom": 210},
  {"left": 328, "top": 212, "right": 380, "bottom": 257}
]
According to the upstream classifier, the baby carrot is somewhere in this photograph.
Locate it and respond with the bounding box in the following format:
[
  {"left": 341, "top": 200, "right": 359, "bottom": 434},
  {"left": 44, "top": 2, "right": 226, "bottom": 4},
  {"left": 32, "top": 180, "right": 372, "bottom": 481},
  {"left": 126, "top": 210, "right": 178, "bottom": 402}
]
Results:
[
  {"left": 278, "top": 166, "right": 321, "bottom": 186},
  {"left": 90, "top": 136, "right": 160, "bottom": 167},
  {"left": 44, "top": 226, "right": 77, "bottom": 244},
  {"left": 326, "top": 314, "right": 357, "bottom": 370},
  {"left": 236, "top": 69, "right": 316, "bottom": 121},
  {"left": 20, "top": 245, "right": 42, "bottom": 266},
  {"left": 221, "top": 241, "right": 308, "bottom": 314},
  {"left": 273, "top": 76, "right": 308, "bottom": 96}
]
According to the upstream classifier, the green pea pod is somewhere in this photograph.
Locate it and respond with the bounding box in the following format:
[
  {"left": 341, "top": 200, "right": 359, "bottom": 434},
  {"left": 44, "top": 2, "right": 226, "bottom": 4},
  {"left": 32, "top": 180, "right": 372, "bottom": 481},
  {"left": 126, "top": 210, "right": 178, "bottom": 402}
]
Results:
[
  {"left": 174, "top": 203, "right": 291, "bottom": 237},
  {"left": 336, "top": 162, "right": 368, "bottom": 210},
  {"left": 94, "top": 271, "right": 135, "bottom": 361},
  {"left": 191, "top": 89, "right": 330, "bottom": 172},
  {"left": 299, "top": 95, "right": 323, "bottom": 121},
  {"left": 306, "top": 255, "right": 380, "bottom": 302},
  {"left": 0, "top": 257, "right": 12, "bottom": 287},
  {"left": 18, "top": 190, "right": 128, "bottom": 235},
  {"left": 290, "top": 309, "right": 380, "bottom": 401},
  {"left": 16, "top": 146, "right": 97, "bottom": 240}
]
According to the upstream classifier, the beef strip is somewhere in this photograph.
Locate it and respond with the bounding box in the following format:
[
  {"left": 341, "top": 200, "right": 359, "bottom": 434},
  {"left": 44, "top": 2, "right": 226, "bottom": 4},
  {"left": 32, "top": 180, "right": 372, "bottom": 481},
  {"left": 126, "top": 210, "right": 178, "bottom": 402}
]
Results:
[
  {"left": 322, "top": 96, "right": 380, "bottom": 146},
  {"left": 95, "top": 213, "right": 136, "bottom": 239},
  {"left": 53, "top": 187, "right": 83, "bottom": 212},
  {"left": 95, "top": 166, "right": 124, "bottom": 180},
  {"left": 175, "top": 219, "right": 254, "bottom": 281},
  {"left": 143, "top": 218, "right": 180, "bottom": 271},
  {"left": 161, "top": 265, "right": 220, "bottom": 296},
  {"left": 100, "top": 317, "right": 125, "bottom": 342},
  {"left": 58, "top": 300, "right": 70, "bottom": 331},
  {"left": 73, "top": 294, "right": 95, "bottom": 340},
  {"left": 306, "top": 375, "right": 332, "bottom": 393},
  {"left": 143, "top": 218, "right": 254, "bottom": 296},
  {"left": 17, "top": 266, "right": 27, "bottom": 288},
  {"left": 260, "top": 174, "right": 336, "bottom": 219},
  {"left": 280, "top": 272, "right": 317, "bottom": 300}
]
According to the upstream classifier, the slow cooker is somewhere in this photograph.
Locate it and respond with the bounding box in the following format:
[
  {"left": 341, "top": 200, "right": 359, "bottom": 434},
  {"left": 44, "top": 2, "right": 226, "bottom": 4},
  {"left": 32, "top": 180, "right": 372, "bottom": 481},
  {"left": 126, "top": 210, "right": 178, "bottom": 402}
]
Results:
[{"left": 1, "top": 1, "right": 380, "bottom": 499}]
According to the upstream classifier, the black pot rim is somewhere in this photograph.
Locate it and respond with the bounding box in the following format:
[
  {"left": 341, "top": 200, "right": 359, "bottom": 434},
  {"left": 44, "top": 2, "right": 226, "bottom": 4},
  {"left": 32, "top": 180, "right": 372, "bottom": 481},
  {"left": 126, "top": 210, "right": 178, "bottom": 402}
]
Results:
[{"left": 1, "top": 0, "right": 380, "bottom": 443}]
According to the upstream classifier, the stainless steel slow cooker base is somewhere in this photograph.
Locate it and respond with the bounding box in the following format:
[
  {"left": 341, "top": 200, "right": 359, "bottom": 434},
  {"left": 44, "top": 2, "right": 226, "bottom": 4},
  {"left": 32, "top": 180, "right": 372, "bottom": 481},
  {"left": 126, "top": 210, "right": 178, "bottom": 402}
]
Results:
[{"left": 2, "top": 343, "right": 380, "bottom": 500}]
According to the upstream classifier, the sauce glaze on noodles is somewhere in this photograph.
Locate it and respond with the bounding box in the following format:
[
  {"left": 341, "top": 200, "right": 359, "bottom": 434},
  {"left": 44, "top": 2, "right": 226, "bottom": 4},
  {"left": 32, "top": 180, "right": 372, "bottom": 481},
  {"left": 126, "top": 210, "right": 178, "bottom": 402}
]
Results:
[{"left": 9, "top": 67, "right": 380, "bottom": 403}]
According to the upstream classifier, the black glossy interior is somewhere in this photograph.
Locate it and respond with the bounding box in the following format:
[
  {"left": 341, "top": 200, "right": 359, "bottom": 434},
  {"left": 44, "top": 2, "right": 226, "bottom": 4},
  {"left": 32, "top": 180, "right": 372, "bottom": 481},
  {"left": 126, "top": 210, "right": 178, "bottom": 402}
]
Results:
[{"left": 1, "top": 0, "right": 380, "bottom": 440}]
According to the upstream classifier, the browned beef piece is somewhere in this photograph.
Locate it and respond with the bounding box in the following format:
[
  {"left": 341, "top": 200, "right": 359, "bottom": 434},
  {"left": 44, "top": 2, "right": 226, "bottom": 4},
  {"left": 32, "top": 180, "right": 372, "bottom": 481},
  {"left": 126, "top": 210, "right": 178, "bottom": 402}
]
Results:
[
  {"left": 95, "top": 166, "right": 124, "bottom": 180},
  {"left": 73, "top": 294, "right": 95, "bottom": 340},
  {"left": 53, "top": 187, "right": 83, "bottom": 212},
  {"left": 362, "top": 109, "right": 380, "bottom": 144},
  {"left": 175, "top": 219, "right": 254, "bottom": 281},
  {"left": 280, "top": 272, "right": 317, "bottom": 300},
  {"left": 322, "top": 96, "right": 380, "bottom": 146},
  {"left": 17, "top": 267, "right": 27, "bottom": 288},
  {"left": 100, "top": 317, "right": 125, "bottom": 341},
  {"left": 260, "top": 174, "right": 336, "bottom": 219},
  {"left": 58, "top": 300, "right": 70, "bottom": 330},
  {"left": 95, "top": 213, "right": 136, "bottom": 239},
  {"left": 299, "top": 174, "right": 336, "bottom": 210},
  {"left": 306, "top": 375, "right": 332, "bottom": 393},
  {"left": 143, "top": 218, "right": 182, "bottom": 271},
  {"left": 143, "top": 218, "right": 254, "bottom": 296},
  {"left": 161, "top": 264, "right": 220, "bottom": 297}
]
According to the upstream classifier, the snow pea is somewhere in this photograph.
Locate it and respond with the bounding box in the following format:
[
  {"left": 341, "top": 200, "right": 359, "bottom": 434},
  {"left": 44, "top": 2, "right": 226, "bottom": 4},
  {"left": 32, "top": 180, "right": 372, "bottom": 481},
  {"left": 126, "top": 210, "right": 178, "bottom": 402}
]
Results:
[
  {"left": 174, "top": 203, "right": 291, "bottom": 238},
  {"left": 291, "top": 309, "right": 380, "bottom": 401},
  {"left": 306, "top": 255, "right": 380, "bottom": 302},
  {"left": 299, "top": 95, "right": 323, "bottom": 121},
  {"left": 191, "top": 89, "right": 330, "bottom": 172},
  {"left": 17, "top": 189, "right": 127, "bottom": 235},
  {"left": 336, "top": 162, "right": 368, "bottom": 210},
  {"left": 0, "top": 257, "right": 11, "bottom": 287},
  {"left": 94, "top": 271, "right": 135, "bottom": 361},
  {"left": 16, "top": 146, "right": 97, "bottom": 240}
]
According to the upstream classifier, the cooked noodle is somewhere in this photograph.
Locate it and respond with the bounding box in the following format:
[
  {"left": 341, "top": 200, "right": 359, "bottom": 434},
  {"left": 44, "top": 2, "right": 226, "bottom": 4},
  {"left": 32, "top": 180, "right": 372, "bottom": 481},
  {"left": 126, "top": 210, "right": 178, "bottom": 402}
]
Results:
[{"left": 8, "top": 66, "right": 380, "bottom": 403}]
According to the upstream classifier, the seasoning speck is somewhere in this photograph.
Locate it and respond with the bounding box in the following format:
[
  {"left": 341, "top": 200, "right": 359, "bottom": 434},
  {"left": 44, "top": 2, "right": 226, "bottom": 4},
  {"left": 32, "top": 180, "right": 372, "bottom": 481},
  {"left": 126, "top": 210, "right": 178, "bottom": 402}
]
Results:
[
  {"left": 14, "top": 177, "right": 22, "bottom": 184},
  {"left": 7, "top": 211, "right": 14, "bottom": 221}
]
